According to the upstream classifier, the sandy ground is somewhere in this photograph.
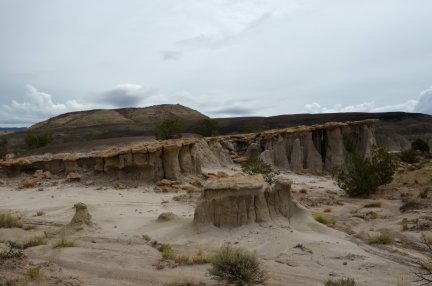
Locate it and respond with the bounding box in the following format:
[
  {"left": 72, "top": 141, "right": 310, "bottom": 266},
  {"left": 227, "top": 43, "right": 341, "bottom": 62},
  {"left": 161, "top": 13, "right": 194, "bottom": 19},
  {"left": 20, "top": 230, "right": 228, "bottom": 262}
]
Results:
[{"left": 2, "top": 164, "right": 429, "bottom": 286}]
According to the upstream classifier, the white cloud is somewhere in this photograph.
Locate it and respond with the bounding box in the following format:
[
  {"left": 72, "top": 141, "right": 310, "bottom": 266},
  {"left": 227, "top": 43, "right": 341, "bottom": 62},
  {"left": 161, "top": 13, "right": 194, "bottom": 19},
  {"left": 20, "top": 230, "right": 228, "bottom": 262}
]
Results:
[
  {"left": 0, "top": 85, "right": 92, "bottom": 126},
  {"left": 304, "top": 85, "right": 432, "bottom": 115},
  {"left": 414, "top": 86, "right": 432, "bottom": 114}
]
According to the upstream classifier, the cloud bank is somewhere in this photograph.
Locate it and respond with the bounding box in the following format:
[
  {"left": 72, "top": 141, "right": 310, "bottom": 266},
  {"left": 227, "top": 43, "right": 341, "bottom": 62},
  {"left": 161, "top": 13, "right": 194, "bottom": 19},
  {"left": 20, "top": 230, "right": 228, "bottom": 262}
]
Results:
[
  {"left": 304, "top": 86, "right": 432, "bottom": 115},
  {"left": 0, "top": 85, "right": 90, "bottom": 127}
]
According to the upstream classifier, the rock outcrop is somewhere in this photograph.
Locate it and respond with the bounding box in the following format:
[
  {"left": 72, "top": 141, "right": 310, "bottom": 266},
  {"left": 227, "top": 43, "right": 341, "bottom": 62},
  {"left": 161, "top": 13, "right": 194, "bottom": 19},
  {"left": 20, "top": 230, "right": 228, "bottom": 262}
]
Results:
[
  {"left": 69, "top": 203, "right": 93, "bottom": 227},
  {"left": 193, "top": 175, "right": 304, "bottom": 228},
  {"left": 0, "top": 119, "right": 377, "bottom": 181}
]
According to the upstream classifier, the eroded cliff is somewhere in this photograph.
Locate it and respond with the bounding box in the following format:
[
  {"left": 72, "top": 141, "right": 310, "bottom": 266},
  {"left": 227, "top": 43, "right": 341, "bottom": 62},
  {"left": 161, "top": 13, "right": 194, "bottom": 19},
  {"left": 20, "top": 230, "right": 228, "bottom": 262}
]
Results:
[{"left": 0, "top": 119, "right": 377, "bottom": 181}]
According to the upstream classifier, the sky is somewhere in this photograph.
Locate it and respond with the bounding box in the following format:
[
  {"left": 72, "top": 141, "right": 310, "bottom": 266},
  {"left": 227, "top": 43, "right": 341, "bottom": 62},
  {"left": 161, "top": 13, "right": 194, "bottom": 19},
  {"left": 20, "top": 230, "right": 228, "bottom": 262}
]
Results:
[{"left": 1, "top": 0, "right": 432, "bottom": 127}]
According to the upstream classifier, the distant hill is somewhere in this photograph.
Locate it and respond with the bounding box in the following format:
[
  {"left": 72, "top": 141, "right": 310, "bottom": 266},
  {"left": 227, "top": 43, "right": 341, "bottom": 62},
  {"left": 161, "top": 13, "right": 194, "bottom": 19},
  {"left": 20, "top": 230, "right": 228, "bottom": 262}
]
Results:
[
  {"left": 0, "top": 128, "right": 25, "bottom": 131},
  {"left": 1, "top": 104, "right": 432, "bottom": 155},
  {"left": 30, "top": 104, "right": 208, "bottom": 130}
]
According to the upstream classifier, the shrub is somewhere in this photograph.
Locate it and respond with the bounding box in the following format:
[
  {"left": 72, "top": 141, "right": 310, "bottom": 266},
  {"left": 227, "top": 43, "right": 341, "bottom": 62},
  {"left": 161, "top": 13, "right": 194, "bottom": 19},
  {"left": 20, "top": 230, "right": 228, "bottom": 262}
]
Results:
[
  {"left": 159, "top": 244, "right": 209, "bottom": 265},
  {"left": 195, "top": 119, "right": 219, "bottom": 137},
  {"left": 314, "top": 214, "right": 334, "bottom": 225},
  {"left": 25, "top": 134, "right": 53, "bottom": 149},
  {"left": 242, "top": 123, "right": 262, "bottom": 134},
  {"left": 241, "top": 156, "right": 280, "bottom": 185},
  {"left": 53, "top": 236, "right": 76, "bottom": 248},
  {"left": 419, "top": 188, "right": 429, "bottom": 199},
  {"left": 27, "top": 266, "right": 42, "bottom": 279},
  {"left": 208, "top": 245, "right": 267, "bottom": 286},
  {"left": 368, "top": 233, "right": 395, "bottom": 245},
  {"left": 0, "top": 138, "right": 8, "bottom": 159},
  {"left": 333, "top": 145, "right": 396, "bottom": 197},
  {"left": 414, "top": 234, "right": 432, "bottom": 284},
  {"left": 324, "top": 278, "right": 356, "bottom": 286},
  {"left": 0, "top": 245, "right": 25, "bottom": 260},
  {"left": 412, "top": 138, "right": 430, "bottom": 154},
  {"left": 155, "top": 119, "right": 182, "bottom": 140},
  {"left": 342, "top": 133, "right": 357, "bottom": 153},
  {"left": 399, "top": 149, "right": 418, "bottom": 164},
  {"left": 363, "top": 200, "right": 382, "bottom": 208},
  {"left": 0, "top": 212, "right": 22, "bottom": 228}
]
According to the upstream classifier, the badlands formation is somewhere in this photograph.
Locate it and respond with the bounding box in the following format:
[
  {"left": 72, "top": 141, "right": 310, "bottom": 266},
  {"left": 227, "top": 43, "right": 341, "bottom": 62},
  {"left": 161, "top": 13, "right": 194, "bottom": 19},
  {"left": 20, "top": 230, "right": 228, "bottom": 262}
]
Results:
[{"left": 0, "top": 118, "right": 431, "bottom": 285}]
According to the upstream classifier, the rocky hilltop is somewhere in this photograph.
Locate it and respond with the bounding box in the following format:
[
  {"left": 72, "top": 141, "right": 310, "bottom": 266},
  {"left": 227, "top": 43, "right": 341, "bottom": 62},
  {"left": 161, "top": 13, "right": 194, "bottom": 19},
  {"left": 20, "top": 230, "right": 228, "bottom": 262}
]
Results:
[{"left": 30, "top": 104, "right": 208, "bottom": 130}]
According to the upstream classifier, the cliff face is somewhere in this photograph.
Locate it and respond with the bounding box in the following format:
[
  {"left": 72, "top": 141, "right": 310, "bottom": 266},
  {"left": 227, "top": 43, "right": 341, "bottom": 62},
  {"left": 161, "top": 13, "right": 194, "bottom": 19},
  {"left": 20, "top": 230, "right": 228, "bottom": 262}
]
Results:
[{"left": 0, "top": 120, "right": 377, "bottom": 180}]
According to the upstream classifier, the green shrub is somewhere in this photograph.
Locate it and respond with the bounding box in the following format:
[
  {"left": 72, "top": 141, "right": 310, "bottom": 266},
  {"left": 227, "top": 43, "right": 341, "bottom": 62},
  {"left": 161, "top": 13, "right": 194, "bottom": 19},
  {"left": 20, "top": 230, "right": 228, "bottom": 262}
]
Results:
[
  {"left": 155, "top": 119, "right": 182, "bottom": 140},
  {"left": 368, "top": 233, "right": 395, "bottom": 245},
  {"left": 0, "top": 212, "right": 22, "bottom": 228},
  {"left": 241, "top": 156, "right": 280, "bottom": 185},
  {"left": 25, "top": 134, "right": 53, "bottom": 149},
  {"left": 399, "top": 149, "right": 418, "bottom": 164},
  {"left": 412, "top": 138, "right": 430, "bottom": 154},
  {"left": 195, "top": 119, "right": 219, "bottom": 137},
  {"left": 334, "top": 145, "right": 395, "bottom": 197},
  {"left": 242, "top": 123, "right": 262, "bottom": 134},
  {"left": 0, "top": 138, "right": 8, "bottom": 159},
  {"left": 208, "top": 245, "right": 267, "bottom": 286},
  {"left": 324, "top": 278, "right": 356, "bottom": 286}
]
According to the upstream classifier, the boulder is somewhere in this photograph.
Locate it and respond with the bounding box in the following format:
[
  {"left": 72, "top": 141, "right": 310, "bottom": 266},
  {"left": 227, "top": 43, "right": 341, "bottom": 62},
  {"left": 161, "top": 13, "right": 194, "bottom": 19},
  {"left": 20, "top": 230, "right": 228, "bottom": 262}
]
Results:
[
  {"left": 69, "top": 203, "right": 93, "bottom": 226},
  {"left": 193, "top": 175, "right": 300, "bottom": 228},
  {"left": 156, "top": 212, "right": 179, "bottom": 222},
  {"left": 18, "top": 177, "right": 40, "bottom": 189},
  {"left": 66, "top": 172, "right": 81, "bottom": 182}
]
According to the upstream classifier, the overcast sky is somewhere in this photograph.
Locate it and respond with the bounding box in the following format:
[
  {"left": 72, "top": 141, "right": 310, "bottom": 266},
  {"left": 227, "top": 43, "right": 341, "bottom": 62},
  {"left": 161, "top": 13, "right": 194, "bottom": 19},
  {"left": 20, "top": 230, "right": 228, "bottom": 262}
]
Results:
[{"left": 1, "top": 0, "right": 432, "bottom": 127}]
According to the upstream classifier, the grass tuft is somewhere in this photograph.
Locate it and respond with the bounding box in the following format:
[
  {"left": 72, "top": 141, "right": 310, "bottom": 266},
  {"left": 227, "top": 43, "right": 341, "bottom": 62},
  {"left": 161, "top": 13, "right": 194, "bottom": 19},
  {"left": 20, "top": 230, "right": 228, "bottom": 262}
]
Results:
[
  {"left": 159, "top": 244, "right": 209, "bottom": 265},
  {"left": 0, "top": 212, "right": 23, "bottom": 228},
  {"left": 368, "top": 232, "right": 395, "bottom": 245},
  {"left": 314, "top": 214, "right": 334, "bottom": 225},
  {"left": 363, "top": 200, "right": 382, "bottom": 208},
  {"left": 324, "top": 278, "right": 356, "bottom": 286},
  {"left": 53, "top": 236, "right": 76, "bottom": 248},
  {"left": 27, "top": 266, "right": 42, "bottom": 279}
]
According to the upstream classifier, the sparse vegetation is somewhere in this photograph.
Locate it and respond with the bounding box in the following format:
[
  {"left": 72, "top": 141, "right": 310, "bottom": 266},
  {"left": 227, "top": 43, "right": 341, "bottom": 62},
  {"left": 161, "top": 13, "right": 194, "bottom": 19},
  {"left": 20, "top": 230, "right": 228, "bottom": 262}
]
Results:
[
  {"left": 242, "top": 123, "right": 262, "bottom": 134},
  {"left": 53, "top": 236, "right": 76, "bottom": 248},
  {"left": 241, "top": 156, "right": 280, "bottom": 185},
  {"left": 0, "top": 212, "right": 23, "bottom": 228},
  {"left": 36, "top": 211, "right": 45, "bottom": 216},
  {"left": 314, "top": 214, "right": 334, "bottom": 225},
  {"left": 324, "top": 278, "right": 356, "bottom": 286},
  {"left": 27, "top": 266, "right": 42, "bottom": 279},
  {"left": 414, "top": 234, "right": 432, "bottom": 285},
  {"left": 208, "top": 245, "right": 268, "bottom": 286},
  {"left": 324, "top": 207, "right": 332, "bottom": 213},
  {"left": 23, "top": 236, "right": 47, "bottom": 248},
  {"left": 412, "top": 138, "right": 430, "bottom": 154},
  {"left": 343, "top": 133, "right": 357, "bottom": 153},
  {"left": 401, "top": 222, "right": 409, "bottom": 231},
  {"left": 0, "top": 244, "right": 25, "bottom": 260},
  {"left": 333, "top": 145, "right": 396, "bottom": 197},
  {"left": 159, "top": 243, "right": 209, "bottom": 265},
  {"left": 143, "top": 234, "right": 151, "bottom": 241},
  {"left": 363, "top": 200, "right": 382, "bottom": 208},
  {"left": 155, "top": 119, "right": 182, "bottom": 140},
  {"left": 419, "top": 188, "right": 429, "bottom": 199},
  {"left": 367, "top": 233, "right": 395, "bottom": 245},
  {"left": 195, "top": 119, "right": 219, "bottom": 137},
  {"left": 25, "top": 134, "right": 53, "bottom": 149},
  {"left": 0, "top": 138, "right": 8, "bottom": 159},
  {"left": 399, "top": 149, "right": 418, "bottom": 164},
  {"left": 163, "top": 280, "right": 207, "bottom": 286}
]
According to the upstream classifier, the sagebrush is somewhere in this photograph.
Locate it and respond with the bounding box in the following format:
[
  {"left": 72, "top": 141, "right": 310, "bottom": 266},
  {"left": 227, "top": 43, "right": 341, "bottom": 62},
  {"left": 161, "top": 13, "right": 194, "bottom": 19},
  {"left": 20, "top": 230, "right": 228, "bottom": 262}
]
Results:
[{"left": 208, "top": 245, "right": 267, "bottom": 286}]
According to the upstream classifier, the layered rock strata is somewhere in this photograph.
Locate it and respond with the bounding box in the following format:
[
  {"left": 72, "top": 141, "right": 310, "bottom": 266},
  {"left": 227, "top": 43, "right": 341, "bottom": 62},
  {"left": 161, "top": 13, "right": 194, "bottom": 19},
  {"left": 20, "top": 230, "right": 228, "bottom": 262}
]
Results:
[
  {"left": 0, "top": 119, "right": 377, "bottom": 180},
  {"left": 193, "top": 175, "right": 302, "bottom": 228}
]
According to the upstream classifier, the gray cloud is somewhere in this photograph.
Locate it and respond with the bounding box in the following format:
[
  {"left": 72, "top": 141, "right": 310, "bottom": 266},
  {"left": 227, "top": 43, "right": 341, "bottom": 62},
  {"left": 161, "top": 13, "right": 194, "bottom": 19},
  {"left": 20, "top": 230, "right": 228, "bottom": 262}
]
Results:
[
  {"left": 162, "top": 50, "right": 182, "bottom": 61},
  {"left": 210, "top": 106, "right": 255, "bottom": 116},
  {"left": 99, "top": 84, "right": 157, "bottom": 108}
]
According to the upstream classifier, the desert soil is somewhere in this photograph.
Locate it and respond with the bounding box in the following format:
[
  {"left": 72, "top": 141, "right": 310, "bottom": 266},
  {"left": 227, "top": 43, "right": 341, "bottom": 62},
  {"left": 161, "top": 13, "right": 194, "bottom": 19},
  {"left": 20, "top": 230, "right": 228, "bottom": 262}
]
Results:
[{"left": 1, "top": 161, "right": 431, "bottom": 286}]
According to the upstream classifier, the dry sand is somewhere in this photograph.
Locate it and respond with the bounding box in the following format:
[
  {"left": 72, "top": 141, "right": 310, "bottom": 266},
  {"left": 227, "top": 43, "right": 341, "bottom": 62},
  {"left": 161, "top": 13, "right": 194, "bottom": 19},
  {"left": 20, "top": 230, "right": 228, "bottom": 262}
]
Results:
[{"left": 1, "top": 168, "right": 424, "bottom": 286}]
